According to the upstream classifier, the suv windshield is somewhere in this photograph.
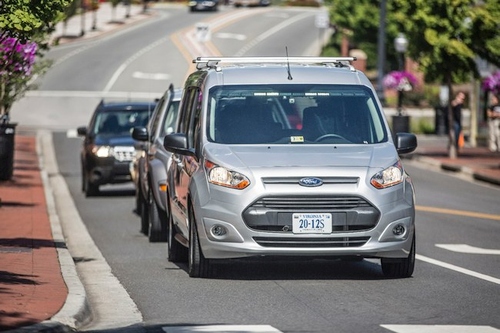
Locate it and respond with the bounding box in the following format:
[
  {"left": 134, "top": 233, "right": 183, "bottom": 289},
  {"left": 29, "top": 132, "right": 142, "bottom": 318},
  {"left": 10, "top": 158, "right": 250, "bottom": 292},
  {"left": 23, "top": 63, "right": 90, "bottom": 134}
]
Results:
[
  {"left": 207, "top": 84, "right": 388, "bottom": 145},
  {"left": 94, "top": 109, "right": 150, "bottom": 135}
]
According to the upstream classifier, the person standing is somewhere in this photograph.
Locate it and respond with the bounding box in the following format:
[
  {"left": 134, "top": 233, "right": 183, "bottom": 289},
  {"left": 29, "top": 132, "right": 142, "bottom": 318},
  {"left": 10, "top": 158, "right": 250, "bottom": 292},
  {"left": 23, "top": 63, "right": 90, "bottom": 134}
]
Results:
[
  {"left": 451, "top": 91, "right": 466, "bottom": 150},
  {"left": 487, "top": 94, "right": 500, "bottom": 152}
]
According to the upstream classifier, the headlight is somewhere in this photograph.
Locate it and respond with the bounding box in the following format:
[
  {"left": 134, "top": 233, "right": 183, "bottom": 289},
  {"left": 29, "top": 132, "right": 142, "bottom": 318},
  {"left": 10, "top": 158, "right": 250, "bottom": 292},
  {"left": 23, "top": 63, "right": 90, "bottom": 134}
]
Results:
[
  {"left": 205, "top": 160, "right": 250, "bottom": 189},
  {"left": 91, "top": 145, "right": 113, "bottom": 158},
  {"left": 370, "top": 160, "right": 404, "bottom": 189}
]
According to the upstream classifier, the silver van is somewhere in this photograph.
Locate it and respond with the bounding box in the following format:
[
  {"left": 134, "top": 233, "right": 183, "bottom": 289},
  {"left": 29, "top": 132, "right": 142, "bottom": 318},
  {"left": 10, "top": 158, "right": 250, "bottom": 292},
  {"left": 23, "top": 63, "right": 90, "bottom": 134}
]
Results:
[{"left": 164, "top": 57, "right": 417, "bottom": 278}]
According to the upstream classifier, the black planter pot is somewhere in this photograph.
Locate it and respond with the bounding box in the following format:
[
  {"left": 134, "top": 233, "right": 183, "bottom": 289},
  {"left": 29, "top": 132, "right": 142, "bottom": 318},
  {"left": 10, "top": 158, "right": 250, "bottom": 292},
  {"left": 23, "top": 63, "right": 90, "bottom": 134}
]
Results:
[{"left": 0, "top": 122, "right": 17, "bottom": 180}]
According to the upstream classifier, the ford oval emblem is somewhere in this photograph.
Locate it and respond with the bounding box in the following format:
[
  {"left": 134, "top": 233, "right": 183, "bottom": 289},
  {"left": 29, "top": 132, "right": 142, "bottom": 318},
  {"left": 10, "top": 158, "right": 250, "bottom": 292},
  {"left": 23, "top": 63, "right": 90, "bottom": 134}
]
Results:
[{"left": 299, "top": 177, "right": 323, "bottom": 187}]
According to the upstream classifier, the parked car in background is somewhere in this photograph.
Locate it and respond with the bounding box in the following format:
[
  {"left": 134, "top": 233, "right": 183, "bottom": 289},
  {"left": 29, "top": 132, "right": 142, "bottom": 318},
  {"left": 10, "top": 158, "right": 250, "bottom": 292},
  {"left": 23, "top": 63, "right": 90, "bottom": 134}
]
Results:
[
  {"left": 163, "top": 56, "right": 417, "bottom": 278},
  {"left": 77, "top": 100, "right": 156, "bottom": 197},
  {"left": 233, "top": 0, "right": 269, "bottom": 7},
  {"left": 188, "top": 0, "right": 219, "bottom": 12},
  {"left": 131, "top": 85, "right": 182, "bottom": 242}
]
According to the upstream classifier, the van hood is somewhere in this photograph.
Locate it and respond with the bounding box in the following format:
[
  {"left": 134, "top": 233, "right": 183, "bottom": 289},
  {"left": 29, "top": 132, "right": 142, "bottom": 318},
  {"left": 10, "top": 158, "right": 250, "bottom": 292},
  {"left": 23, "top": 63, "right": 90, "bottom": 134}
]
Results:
[{"left": 204, "top": 143, "right": 398, "bottom": 170}]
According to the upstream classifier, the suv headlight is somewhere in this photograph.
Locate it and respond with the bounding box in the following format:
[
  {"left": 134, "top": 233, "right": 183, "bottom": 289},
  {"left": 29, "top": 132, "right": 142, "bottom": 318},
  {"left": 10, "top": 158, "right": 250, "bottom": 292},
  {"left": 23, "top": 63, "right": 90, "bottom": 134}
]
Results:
[
  {"left": 205, "top": 160, "right": 250, "bottom": 189},
  {"left": 370, "top": 160, "right": 404, "bottom": 189},
  {"left": 91, "top": 145, "right": 113, "bottom": 158}
]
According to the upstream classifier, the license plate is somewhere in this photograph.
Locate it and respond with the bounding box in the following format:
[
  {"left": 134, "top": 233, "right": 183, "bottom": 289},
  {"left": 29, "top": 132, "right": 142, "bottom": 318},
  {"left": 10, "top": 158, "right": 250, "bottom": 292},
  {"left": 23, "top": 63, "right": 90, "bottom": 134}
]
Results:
[{"left": 292, "top": 213, "right": 332, "bottom": 234}]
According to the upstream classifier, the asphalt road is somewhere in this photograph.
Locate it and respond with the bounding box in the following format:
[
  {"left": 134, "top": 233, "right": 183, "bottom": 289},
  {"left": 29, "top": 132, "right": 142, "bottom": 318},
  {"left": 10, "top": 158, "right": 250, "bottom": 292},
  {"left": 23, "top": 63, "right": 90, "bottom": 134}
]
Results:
[{"left": 11, "top": 4, "right": 500, "bottom": 333}]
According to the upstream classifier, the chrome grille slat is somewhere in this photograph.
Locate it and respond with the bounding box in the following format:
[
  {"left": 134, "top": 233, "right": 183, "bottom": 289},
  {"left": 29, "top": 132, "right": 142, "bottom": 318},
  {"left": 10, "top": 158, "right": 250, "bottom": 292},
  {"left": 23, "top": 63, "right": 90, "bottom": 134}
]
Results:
[
  {"left": 262, "top": 177, "right": 359, "bottom": 185},
  {"left": 253, "top": 236, "right": 370, "bottom": 248},
  {"left": 253, "top": 196, "right": 371, "bottom": 209}
]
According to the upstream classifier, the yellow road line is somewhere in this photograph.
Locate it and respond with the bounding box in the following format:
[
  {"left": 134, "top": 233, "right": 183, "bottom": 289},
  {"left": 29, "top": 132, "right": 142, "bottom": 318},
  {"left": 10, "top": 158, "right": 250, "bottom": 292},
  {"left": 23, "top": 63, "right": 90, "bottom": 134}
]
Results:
[{"left": 416, "top": 205, "right": 500, "bottom": 221}]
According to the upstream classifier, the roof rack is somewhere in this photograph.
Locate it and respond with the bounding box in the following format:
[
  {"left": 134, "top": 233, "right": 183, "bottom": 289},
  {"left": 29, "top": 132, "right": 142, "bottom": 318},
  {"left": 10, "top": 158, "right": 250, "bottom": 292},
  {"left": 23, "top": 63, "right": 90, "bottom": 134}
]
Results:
[{"left": 193, "top": 56, "right": 357, "bottom": 70}]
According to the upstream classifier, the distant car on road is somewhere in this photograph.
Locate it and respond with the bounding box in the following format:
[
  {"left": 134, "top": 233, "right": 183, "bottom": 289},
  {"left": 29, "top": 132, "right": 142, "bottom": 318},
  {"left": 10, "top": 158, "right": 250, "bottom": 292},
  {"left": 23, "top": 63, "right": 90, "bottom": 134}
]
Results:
[
  {"left": 188, "top": 0, "right": 219, "bottom": 12},
  {"left": 233, "top": 0, "right": 269, "bottom": 7},
  {"left": 77, "top": 100, "right": 156, "bottom": 197},
  {"left": 131, "top": 85, "right": 182, "bottom": 242}
]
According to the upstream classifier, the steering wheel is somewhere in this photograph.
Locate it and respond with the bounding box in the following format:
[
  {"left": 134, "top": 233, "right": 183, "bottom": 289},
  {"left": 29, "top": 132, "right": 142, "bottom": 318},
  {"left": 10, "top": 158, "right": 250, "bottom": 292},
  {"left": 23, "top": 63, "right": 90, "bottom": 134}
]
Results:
[{"left": 314, "top": 133, "right": 348, "bottom": 142}]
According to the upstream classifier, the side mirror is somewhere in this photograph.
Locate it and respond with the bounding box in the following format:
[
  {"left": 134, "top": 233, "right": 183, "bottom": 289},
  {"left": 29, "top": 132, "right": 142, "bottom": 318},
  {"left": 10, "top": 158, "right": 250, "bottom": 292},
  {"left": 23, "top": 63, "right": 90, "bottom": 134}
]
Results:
[
  {"left": 163, "top": 133, "right": 195, "bottom": 157},
  {"left": 77, "top": 126, "right": 87, "bottom": 136},
  {"left": 132, "top": 126, "right": 148, "bottom": 141},
  {"left": 395, "top": 132, "right": 417, "bottom": 155}
]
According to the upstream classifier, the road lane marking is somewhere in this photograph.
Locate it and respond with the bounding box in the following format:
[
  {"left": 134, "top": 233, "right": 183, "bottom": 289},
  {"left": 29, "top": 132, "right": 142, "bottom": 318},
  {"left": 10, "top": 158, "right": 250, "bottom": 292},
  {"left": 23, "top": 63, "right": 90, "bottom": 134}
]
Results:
[
  {"left": 436, "top": 244, "right": 500, "bottom": 255},
  {"left": 24, "top": 90, "right": 160, "bottom": 99},
  {"left": 416, "top": 254, "right": 500, "bottom": 285},
  {"left": 163, "top": 325, "right": 283, "bottom": 333},
  {"left": 416, "top": 205, "right": 500, "bottom": 221},
  {"left": 132, "top": 71, "right": 171, "bottom": 80},
  {"left": 381, "top": 325, "right": 500, "bottom": 332},
  {"left": 215, "top": 32, "right": 247, "bottom": 41}
]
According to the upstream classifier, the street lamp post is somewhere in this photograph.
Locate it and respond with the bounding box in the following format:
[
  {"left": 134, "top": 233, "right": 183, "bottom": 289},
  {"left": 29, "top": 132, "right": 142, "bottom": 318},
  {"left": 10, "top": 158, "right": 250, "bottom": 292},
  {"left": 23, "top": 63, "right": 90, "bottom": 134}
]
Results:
[{"left": 392, "top": 33, "right": 410, "bottom": 135}]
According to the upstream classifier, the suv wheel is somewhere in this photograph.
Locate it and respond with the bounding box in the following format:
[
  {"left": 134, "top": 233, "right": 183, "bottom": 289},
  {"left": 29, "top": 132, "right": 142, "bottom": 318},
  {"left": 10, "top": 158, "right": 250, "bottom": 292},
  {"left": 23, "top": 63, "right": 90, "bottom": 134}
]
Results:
[
  {"left": 381, "top": 234, "right": 415, "bottom": 278},
  {"left": 83, "top": 171, "right": 99, "bottom": 197},
  {"left": 135, "top": 184, "right": 142, "bottom": 216},
  {"left": 167, "top": 198, "right": 188, "bottom": 262},
  {"left": 148, "top": 188, "right": 168, "bottom": 242},
  {"left": 188, "top": 205, "right": 211, "bottom": 278},
  {"left": 140, "top": 190, "right": 149, "bottom": 235}
]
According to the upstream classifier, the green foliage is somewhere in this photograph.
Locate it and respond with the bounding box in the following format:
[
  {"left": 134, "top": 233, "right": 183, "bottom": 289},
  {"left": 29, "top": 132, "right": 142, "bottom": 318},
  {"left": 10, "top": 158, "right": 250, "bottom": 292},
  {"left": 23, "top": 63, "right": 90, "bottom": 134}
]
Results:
[
  {"left": 0, "top": 0, "right": 70, "bottom": 42},
  {"left": 326, "top": 0, "right": 500, "bottom": 86}
]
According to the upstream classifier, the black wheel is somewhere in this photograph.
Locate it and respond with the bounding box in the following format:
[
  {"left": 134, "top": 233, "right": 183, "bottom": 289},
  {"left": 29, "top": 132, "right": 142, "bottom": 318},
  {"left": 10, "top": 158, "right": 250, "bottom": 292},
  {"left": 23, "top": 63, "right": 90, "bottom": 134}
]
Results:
[
  {"left": 188, "top": 205, "right": 211, "bottom": 278},
  {"left": 381, "top": 234, "right": 415, "bottom": 278},
  {"left": 148, "top": 189, "right": 168, "bottom": 242},
  {"left": 140, "top": 190, "right": 149, "bottom": 235},
  {"left": 135, "top": 184, "right": 142, "bottom": 216},
  {"left": 84, "top": 173, "right": 99, "bottom": 197},
  {"left": 168, "top": 199, "right": 188, "bottom": 262}
]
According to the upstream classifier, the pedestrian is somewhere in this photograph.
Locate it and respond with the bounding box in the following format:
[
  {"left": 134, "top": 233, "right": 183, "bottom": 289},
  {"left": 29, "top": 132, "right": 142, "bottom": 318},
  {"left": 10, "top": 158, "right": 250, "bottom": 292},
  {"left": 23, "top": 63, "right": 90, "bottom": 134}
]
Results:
[
  {"left": 487, "top": 94, "right": 500, "bottom": 153},
  {"left": 451, "top": 91, "right": 466, "bottom": 150}
]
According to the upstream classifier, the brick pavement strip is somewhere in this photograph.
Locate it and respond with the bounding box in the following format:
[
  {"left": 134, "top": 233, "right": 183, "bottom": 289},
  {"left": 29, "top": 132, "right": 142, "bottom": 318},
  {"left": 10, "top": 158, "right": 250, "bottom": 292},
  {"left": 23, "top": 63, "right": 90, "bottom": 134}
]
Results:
[{"left": 0, "top": 136, "right": 67, "bottom": 332}]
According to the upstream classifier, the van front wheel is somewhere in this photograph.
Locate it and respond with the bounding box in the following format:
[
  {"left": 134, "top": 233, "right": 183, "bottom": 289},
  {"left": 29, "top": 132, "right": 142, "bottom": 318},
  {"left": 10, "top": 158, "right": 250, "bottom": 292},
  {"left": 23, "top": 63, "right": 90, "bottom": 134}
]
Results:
[
  {"left": 381, "top": 234, "right": 415, "bottom": 278},
  {"left": 188, "top": 205, "right": 211, "bottom": 278}
]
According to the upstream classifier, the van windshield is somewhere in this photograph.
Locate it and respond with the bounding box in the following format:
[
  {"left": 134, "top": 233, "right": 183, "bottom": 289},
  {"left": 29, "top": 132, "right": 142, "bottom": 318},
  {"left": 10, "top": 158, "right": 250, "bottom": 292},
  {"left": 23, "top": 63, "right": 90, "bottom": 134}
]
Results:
[{"left": 207, "top": 84, "right": 388, "bottom": 145}]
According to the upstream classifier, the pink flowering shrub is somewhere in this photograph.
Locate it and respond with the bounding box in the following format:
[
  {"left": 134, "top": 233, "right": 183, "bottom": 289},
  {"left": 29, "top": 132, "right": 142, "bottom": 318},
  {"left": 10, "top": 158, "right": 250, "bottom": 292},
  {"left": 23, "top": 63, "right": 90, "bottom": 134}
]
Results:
[
  {"left": 482, "top": 71, "right": 500, "bottom": 95},
  {"left": 383, "top": 71, "right": 418, "bottom": 91},
  {"left": 0, "top": 37, "right": 39, "bottom": 118}
]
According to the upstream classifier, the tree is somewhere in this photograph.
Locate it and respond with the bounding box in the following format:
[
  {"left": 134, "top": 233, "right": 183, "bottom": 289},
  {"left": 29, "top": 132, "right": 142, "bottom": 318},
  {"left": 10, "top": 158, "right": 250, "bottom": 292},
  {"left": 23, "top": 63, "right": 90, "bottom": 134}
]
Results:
[
  {"left": 326, "top": 0, "right": 500, "bottom": 158},
  {"left": 394, "top": 0, "right": 500, "bottom": 158},
  {"left": 0, "top": 0, "right": 70, "bottom": 119}
]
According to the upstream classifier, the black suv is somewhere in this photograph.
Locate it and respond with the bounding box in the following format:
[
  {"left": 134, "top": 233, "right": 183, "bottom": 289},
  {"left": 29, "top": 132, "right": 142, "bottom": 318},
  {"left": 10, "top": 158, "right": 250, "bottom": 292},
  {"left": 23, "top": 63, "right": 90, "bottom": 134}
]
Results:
[{"left": 77, "top": 100, "right": 157, "bottom": 196}]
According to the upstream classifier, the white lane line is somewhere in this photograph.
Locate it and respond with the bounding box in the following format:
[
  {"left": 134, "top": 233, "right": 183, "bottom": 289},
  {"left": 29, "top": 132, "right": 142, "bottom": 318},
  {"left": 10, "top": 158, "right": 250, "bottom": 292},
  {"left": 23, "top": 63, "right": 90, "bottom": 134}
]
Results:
[
  {"left": 381, "top": 324, "right": 500, "bottom": 333},
  {"left": 436, "top": 244, "right": 500, "bottom": 255},
  {"left": 235, "top": 11, "right": 314, "bottom": 56},
  {"left": 132, "top": 71, "right": 171, "bottom": 80},
  {"left": 416, "top": 254, "right": 500, "bottom": 285},
  {"left": 103, "top": 36, "right": 169, "bottom": 92},
  {"left": 215, "top": 32, "right": 247, "bottom": 41},
  {"left": 163, "top": 325, "right": 283, "bottom": 333},
  {"left": 66, "top": 129, "right": 78, "bottom": 138}
]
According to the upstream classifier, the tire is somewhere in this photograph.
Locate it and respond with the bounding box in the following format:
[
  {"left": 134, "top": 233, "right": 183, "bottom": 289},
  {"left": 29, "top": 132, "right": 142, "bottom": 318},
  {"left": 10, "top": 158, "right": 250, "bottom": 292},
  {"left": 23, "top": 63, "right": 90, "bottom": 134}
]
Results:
[
  {"left": 188, "top": 205, "right": 211, "bottom": 278},
  {"left": 381, "top": 234, "right": 416, "bottom": 278},
  {"left": 84, "top": 172, "right": 99, "bottom": 197},
  {"left": 140, "top": 190, "right": 149, "bottom": 235},
  {"left": 148, "top": 189, "right": 168, "bottom": 242},
  {"left": 135, "top": 184, "right": 142, "bottom": 216},
  {"left": 167, "top": 200, "right": 188, "bottom": 262}
]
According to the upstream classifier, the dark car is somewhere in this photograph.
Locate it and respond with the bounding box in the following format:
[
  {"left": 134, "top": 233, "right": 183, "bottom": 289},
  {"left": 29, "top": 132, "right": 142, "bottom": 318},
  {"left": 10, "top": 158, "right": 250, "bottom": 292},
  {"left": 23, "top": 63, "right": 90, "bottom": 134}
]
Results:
[
  {"left": 131, "top": 85, "right": 182, "bottom": 242},
  {"left": 188, "top": 0, "right": 219, "bottom": 12},
  {"left": 77, "top": 100, "right": 157, "bottom": 197}
]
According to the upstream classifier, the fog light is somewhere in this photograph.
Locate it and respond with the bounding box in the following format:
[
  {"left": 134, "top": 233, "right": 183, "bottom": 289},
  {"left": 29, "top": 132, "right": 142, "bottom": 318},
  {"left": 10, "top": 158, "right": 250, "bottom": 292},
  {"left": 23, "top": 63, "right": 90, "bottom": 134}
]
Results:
[
  {"left": 211, "top": 225, "right": 227, "bottom": 237},
  {"left": 392, "top": 224, "right": 405, "bottom": 236}
]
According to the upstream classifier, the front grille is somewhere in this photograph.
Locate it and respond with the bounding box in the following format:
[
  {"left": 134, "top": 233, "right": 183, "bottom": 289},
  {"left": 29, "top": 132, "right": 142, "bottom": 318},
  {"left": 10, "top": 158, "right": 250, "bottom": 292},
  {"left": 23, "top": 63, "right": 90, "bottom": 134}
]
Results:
[
  {"left": 253, "top": 196, "right": 371, "bottom": 210},
  {"left": 113, "top": 146, "right": 135, "bottom": 162},
  {"left": 253, "top": 236, "right": 370, "bottom": 248},
  {"left": 243, "top": 195, "right": 380, "bottom": 233}
]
